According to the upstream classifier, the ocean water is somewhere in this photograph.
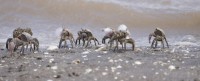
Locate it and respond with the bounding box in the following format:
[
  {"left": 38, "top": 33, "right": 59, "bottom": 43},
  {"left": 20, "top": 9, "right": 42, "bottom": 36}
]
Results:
[{"left": 0, "top": 0, "right": 200, "bottom": 50}]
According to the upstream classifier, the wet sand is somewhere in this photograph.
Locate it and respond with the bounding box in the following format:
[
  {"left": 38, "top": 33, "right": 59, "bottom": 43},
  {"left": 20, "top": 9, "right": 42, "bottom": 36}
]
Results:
[{"left": 0, "top": 43, "right": 200, "bottom": 81}]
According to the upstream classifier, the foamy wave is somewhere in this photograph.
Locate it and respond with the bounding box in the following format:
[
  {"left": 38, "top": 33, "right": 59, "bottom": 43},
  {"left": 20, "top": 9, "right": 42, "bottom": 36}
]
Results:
[
  {"left": 174, "top": 42, "right": 199, "bottom": 47},
  {"left": 171, "top": 35, "right": 200, "bottom": 53},
  {"left": 181, "top": 35, "right": 197, "bottom": 43},
  {"left": 173, "top": 35, "right": 199, "bottom": 47},
  {"left": 86, "top": 0, "right": 200, "bottom": 13}
]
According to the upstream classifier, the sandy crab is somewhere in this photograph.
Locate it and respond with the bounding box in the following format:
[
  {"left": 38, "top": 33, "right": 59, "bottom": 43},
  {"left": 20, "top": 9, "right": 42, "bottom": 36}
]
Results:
[
  {"left": 81, "top": 29, "right": 100, "bottom": 48},
  {"left": 149, "top": 28, "right": 169, "bottom": 49},
  {"left": 58, "top": 28, "right": 75, "bottom": 48},
  {"left": 75, "top": 28, "right": 89, "bottom": 46}
]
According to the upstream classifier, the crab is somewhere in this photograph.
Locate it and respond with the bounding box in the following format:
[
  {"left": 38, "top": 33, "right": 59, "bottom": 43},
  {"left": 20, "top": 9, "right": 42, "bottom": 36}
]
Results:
[
  {"left": 58, "top": 28, "right": 75, "bottom": 48},
  {"left": 149, "top": 28, "right": 169, "bottom": 49},
  {"left": 107, "top": 25, "right": 134, "bottom": 51},
  {"left": 13, "top": 27, "right": 33, "bottom": 49},
  {"left": 81, "top": 29, "right": 100, "bottom": 48},
  {"left": 108, "top": 31, "right": 129, "bottom": 51},
  {"left": 6, "top": 27, "right": 36, "bottom": 53},
  {"left": 75, "top": 28, "right": 89, "bottom": 46}
]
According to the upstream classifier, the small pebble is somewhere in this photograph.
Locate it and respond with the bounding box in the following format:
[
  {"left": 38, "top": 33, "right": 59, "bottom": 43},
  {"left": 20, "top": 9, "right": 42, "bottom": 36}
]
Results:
[
  {"left": 143, "top": 76, "right": 147, "bottom": 79},
  {"left": 135, "top": 61, "right": 142, "bottom": 65},
  {"left": 114, "top": 77, "right": 118, "bottom": 80},
  {"left": 102, "top": 72, "right": 107, "bottom": 76},
  {"left": 168, "top": 65, "right": 176, "bottom": 71},
  {"left": 51, "top": 66, "right": 58, "bottom": 70},
  {"left": 116, "top": 65, "right": 122, "bottom": 68},
  {"left": 53, "top": 75, "right": 61, "bottom": 78},
  {"left": 85, "top": 68, "right": 92, "bottom": 74},
  {"left": 33, "top": 69, "right": 37, "bottom": 71}
]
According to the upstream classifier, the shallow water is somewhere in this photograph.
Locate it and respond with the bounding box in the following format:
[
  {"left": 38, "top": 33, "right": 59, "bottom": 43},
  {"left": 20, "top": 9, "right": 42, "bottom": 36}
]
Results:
[{"left": 0, "top": 0, "right": 200, "bottom": 51}]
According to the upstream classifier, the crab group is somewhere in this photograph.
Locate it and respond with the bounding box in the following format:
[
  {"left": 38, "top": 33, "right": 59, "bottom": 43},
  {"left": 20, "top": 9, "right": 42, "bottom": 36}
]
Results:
[
  {"left": 5, "top": 25, "right": 170, "bottom": 56},
  {"left": 59, "top": 25, "right": 169, "bottom": 51}
]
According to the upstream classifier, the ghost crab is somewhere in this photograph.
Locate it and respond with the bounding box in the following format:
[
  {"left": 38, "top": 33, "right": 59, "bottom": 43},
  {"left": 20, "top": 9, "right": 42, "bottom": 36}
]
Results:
[
  {"left": 81, "top": 29, "right": 100, "bottom": 48},
  {"left": 58, "top": 28, "right": 75, "bottom": 48},
  {"left": 108, "top": 30, "right": 135, "bottom": 51},
  {"left": 6, "top": 27, "right": 39, "bottom": 54},
  {"left": 105, "top": 25, "right": 135, "bottom": 51},
  {"left": 6, "top": 32, "right": 38, "bottom": 55},
  {"left": 75, "top": 28, "right": 90, "bottom": 46},
  {"left": 149, "top": 28, "right": 169, "bottom": 49}
]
